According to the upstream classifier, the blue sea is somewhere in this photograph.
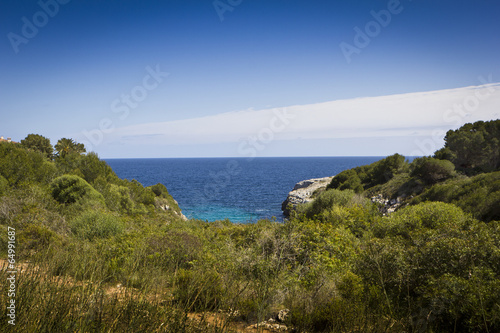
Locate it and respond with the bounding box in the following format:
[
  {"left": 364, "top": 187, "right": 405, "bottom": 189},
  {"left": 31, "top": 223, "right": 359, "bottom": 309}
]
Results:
[{"left": 105, "top": 157, "right": 385, "bottom": 222}]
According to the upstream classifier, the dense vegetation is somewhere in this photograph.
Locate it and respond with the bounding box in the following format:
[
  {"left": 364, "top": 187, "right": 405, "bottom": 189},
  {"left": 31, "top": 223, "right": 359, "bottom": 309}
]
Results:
[{"left": 1, "top": 120, "right": 499, "bottom": 332}]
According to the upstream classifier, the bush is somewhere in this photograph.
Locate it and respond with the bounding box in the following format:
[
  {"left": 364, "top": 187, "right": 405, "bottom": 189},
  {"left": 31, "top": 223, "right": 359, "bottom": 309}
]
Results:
[
  {"left": 173, "top": 268, "right": 223, "bottom": 312},
  {"left": 50, "top": 175, "right": 104, "bottom": 205},
  {"left": 369, "top": 153, "right": 408, "bottom": 186},
  {"left": 126, "top": 180, "right": 155, "bottom": 206},
  {"left": 410, "top": 157, "right": 456, "bottom": 185},
  {"left": 385, "top": 201, "right": 471, "bottom": 233},
  {"left": 0, "top": 143, "right": 56, "bottom": 187},
  {"left": 0, "top": 175, "right": 8, "bottom": 197},
  {"left": 104, "top": 184, "right": 135, "bottom": 213},
  {"left": 70, "top": 211, "right": 124, "bottom": 241},
  {"left": 17, "top": 223, "right": 62, "bottom": 257},
  {"left": 328, "top": 154, "right": 409, "bottom": 193},
  {"left": 328, "top": 169, "right": 363, "bottom": 193},
  {"left": 78, "top": 152, "right": 116, "bottom": 185},
  {"left": 144, "top": 231, "right": 202, "bottom": 270},
  {"left": 149, "top": 183, "right": 170, "bottom": 198},
  {"left": 414, "top": 171, "right": 500, "bottom": 221},
  {"left": 299, "top": 189, "right": 356, "bottom": 218}
]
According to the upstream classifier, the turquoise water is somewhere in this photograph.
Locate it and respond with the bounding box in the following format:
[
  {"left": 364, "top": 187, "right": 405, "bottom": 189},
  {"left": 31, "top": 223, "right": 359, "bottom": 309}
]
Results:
[{"left": 105, "top": 157, "right": 387, "bottom": 222}]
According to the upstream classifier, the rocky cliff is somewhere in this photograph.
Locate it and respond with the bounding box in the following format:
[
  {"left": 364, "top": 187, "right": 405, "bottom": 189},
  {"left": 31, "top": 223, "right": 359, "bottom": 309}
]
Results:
[{"left": 281, "top": 176, "right": 334, "bottom": 217}]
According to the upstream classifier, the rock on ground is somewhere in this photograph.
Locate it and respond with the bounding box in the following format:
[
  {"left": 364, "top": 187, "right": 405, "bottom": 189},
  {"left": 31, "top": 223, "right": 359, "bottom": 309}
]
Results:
[{"left": 282, "top": 176, "right": 334, "bottom": 217}]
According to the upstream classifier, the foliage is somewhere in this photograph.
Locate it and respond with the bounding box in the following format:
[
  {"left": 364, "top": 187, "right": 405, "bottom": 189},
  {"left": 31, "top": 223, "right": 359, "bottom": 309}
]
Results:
[
  {"left": 0, "top": 175, "right": 8, "bottom": 196},
  {"left": 299, "top": 188, "right": 356, "bottom": 218},
  {"left": 50, "top": 174, "right": 104, "bottom": 205},
  {"left": 436, "top": 119, "right": 500, "bottom": 173},
  {"left": 20, "top": 133, "right": 54, "bottom": 159},
  {"left": 103, "top": 184, "right": 135, "bottom": 213},
  {"left": 327, "top": 169, "right": 363, "bottom": 193},
  {"left": 369, "top": 153, "right": 409, "bottom": 186},
  {"left": 365, "top": 202, "right": 500, "bottom": 332},
  {"left": 3, "top": 131, "right": 500, "bottom": 332},
  {"left": 410, "top": 156, "right": 456, "bottom": 185},
  {"left": 328, "top": 153, "right": 409, "bottom": 192},
  {"left": 0, "top": 142, "right": 57, "bottom": 187},
  {"left": 70, "top": 211, "right": 124, "bottom": 241},
  {"left": 413, "top": 171, "right": 500, "bottom": 221},
  {"left": 55, "top": 137, "right": 86, "bottom": 158},
  {"left": 149, "top": 183, "right": 170, "bottom": 198}
]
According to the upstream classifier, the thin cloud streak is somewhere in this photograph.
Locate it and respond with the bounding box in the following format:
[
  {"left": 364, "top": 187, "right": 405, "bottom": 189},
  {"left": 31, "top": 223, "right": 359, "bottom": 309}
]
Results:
[{"left": 106, "top": 83, "right": 500, "bottom": 147}]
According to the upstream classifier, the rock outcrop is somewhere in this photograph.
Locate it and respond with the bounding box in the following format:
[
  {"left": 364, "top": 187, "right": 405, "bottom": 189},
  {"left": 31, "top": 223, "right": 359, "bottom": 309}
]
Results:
[
  {"left": 371, "top": 194, "right": 408, "bottom": 215},
  {"left": 282, "top": 176, "right": 334, "bottom": 217}
]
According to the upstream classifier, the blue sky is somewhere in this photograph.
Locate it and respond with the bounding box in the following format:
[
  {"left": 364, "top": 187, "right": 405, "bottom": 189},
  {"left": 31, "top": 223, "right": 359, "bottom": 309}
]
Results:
[{"left": 1, "top": 0, "right": 500, "bottom": 157}]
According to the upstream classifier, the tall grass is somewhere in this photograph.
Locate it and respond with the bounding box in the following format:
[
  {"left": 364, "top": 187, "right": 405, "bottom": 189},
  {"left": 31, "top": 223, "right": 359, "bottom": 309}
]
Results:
[{"left": 0, "top": 249, "right": 230, "bottom": 333}]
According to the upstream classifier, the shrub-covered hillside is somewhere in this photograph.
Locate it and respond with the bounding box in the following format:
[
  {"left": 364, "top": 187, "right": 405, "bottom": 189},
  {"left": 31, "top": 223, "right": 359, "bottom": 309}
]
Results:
[
  {"left": 1, "top": 123, "right": 499, "bottom": 333},
  {"left": 326, "top": 119, "right": 500, "bottom": 222}
]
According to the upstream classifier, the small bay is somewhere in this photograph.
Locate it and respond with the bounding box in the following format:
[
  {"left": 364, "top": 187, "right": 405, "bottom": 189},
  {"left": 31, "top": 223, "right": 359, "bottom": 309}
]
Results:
[{"left": 105, "top": 157, "right": 385, "bottom": 222}]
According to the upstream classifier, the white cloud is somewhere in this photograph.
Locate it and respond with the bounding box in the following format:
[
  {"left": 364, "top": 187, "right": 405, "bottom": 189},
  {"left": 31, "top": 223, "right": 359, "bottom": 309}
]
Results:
[{"left": 106, "top": 83, "right": 500, "bottom": 147}]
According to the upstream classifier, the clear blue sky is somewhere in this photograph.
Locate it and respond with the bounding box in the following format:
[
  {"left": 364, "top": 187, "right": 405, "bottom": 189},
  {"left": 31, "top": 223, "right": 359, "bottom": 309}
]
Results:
[{"left": 1, "top": 0, "right": 500, "bottom": 157}]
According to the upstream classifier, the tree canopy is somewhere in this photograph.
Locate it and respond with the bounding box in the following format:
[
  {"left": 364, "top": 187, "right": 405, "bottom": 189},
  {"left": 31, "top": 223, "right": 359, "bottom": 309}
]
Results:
[
  {"left": 436, "top": 119, "right": 500, "bottom": 173},
  {"left": 20, "top": 134, "right": 53, "bottom": 158},
  {"left": 55, "top": 138, "right": 86, "bottom": 158}
]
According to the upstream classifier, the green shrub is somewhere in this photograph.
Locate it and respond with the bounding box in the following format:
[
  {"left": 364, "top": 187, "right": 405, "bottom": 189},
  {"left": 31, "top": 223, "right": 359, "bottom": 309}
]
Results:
[
  {"left": 377, "top": 201, "right": 471, "bottom": 237},
  {"left": 78, "top": 152, "right": 116, "bottom": 184},
  {"left": 173, "top": 268, "right": 223, "bottom": 312},
  {"left": 299, "top": 189, "right": 356, "bottom": 218},
  {"left": 410, "top": 157, "right": 456, "bottom": 185},
  {"left": 328, "top": 154, "right": 409, "bottom": 193},
  {"left": 144, "top": 231, "right": 202, "bottom": 270},
  {"left": 104, "top": 184, "right": 135, "bottom": 213},
  {"left": 414, "top": 171, "right": 500, "bottom": 221},
  {"left": 17, "top": 223, "right": 63, "bottom": 258},
  {"left": 149, "top": 183, "right": 170, "bottom": 198},
  {"left": 0, "top": 143, "right": 56, "bottom": 187},
  {"left": 328, "top": 169, "right": 363, "bottom": 193},
  {"left": 50, "top": 175, "right": 103, "bottom": 205},
  {"left": 70, "top": 211, "right": 124, "bottom": 241},
  {"left": 0, "top": 175, "right": 8, "bottom": 196},
  {"left": 369, "top": 153, "right": 409, "bottom": 186},
  {"left": 126, "top": 179, "right": 155, "bottom": 206}
]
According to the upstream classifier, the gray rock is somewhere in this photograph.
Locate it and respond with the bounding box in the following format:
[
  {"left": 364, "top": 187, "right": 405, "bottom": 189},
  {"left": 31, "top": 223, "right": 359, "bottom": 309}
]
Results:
[
  {"left": 282, "top": 177, "right": 334, "bottom": 217},
  {"left": 371, "top": 194, "right": 406, "bottom": 215}
]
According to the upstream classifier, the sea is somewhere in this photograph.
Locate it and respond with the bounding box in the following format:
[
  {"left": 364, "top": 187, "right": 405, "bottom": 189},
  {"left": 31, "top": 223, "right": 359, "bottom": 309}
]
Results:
[{"left": 105, "top": 157, "right": 386, "bottom": 223}]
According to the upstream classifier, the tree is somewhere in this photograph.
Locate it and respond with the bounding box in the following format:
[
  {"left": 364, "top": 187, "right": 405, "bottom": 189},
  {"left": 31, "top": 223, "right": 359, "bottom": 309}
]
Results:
[
  {"left": 370, "top": 153, "right": 408, "bottom": 186},
  {"left": 20, "top": 134, "right": 53, "bottom": 159},
  {"left": 410, "top": 157, "right": 456, "bottom": 185},
  {"left": 55, "top": 138, "right": 86, "bottom": 158},
  {"left": 442, "top": 120, "right": 500, "bottom": 173}
]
